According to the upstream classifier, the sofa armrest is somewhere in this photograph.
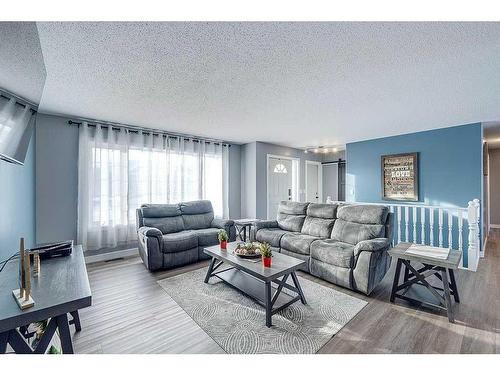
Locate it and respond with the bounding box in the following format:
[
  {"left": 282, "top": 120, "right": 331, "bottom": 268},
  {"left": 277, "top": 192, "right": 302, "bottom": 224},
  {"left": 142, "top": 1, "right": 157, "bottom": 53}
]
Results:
[
  {"left": 354, "top": 238, "right": 391, "bottom": 257},
  {"left": 137, "top": 226, "right": 163, "bottom": 240},
  {"left": 255, "top": 220, "right": 278, "bottom": 231},
  {"left": 211, "top": 218, "right": 235, "bottom": 229},
  {"left": 137, "top": 226, "right": 164, "bottom": 271}
]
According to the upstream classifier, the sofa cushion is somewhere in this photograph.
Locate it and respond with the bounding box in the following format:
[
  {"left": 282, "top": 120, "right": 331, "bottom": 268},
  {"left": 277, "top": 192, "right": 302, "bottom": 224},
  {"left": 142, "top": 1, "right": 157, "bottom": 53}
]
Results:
[
  {"left": 180, "top": 200, "right": 215, "bottom": 230},
  {"left": 161, "top": 231, "right": 198, "bottom": 253},
  {"left": 310, "top": 239, "right": 355, "bottom": 268},
  {"left": 337, "top": 204, "right": 389, "bottom": 225},
  {"left": 300, "top": 203, "right": 337, "bottom": 238},
  {"left": 276, "top": 201, "right": 309, "bottom": 232},
  {"left": 331, "top": 219, "right": 385, "bottom": 245},
  {"left": 301, "top": 217, "right": 334, "bottom": 238},
  {"left": 306, "top": 203, "right": 338, "bottom": 218},
  {"left": 281, "top": 233, "right": 318, "bottom": 255},
  {"left": 141, "top": 203, "right": 181, "bottom": 218},
  {"left": 277, "top": 214, "right": 306, "bottom": 233},
  {"left": 255, "top": 228, "right": 289, "bottom": 248},
  {"left": 140, "top": 203, "right": 185, "bottom": 234},
  {"left": 193, "top": 228, "right": 220, "bottom": 246},
  {"left": 143, "top": 216, "right": 185, "bottom": 235}
]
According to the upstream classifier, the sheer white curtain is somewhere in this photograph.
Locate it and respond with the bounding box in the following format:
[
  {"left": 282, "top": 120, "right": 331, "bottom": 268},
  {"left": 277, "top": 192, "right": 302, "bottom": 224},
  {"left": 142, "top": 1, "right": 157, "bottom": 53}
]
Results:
[{"left": 77, "top": 122, "right": 229, "bottom": 251}]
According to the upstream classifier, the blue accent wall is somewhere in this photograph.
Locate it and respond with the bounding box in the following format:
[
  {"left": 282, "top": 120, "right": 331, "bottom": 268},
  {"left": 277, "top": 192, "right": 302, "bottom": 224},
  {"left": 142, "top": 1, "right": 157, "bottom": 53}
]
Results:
[
  {"left": 0, "top": 135, "right": 36, "bottom": 260},
  {"left": 346, "top": 123, "right": 483, "bottom": 266}
]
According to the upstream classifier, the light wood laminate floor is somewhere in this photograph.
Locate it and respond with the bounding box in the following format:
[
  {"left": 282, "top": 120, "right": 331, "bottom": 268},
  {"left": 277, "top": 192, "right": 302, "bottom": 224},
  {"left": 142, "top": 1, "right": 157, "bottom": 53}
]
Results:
[{"left": 74, "top": 232, "right": 500, "bottom": 353}]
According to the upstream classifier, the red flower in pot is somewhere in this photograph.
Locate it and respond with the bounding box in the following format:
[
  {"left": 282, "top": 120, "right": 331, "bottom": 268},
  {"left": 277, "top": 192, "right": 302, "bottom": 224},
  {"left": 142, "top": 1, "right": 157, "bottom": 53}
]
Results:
[
  {"left": 218, "top": 229, "right": 228, "bottom": 250},
  {"left": 260, "top": 242, "right": 272, "bottom": 267}
]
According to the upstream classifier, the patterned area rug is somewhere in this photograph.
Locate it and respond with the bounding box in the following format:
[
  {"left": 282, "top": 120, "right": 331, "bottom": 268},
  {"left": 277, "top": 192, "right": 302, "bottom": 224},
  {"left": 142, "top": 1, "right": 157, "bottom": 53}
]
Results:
[{"left": 157, "top": 267, "right": 367, "bottom": 354}]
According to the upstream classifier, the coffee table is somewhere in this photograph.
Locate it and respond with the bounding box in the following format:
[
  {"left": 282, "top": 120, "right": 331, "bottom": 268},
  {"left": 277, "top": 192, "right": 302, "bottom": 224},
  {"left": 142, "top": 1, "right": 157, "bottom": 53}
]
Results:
[{"left": 203, "top": 242, "right": 307, "bottom": 327}]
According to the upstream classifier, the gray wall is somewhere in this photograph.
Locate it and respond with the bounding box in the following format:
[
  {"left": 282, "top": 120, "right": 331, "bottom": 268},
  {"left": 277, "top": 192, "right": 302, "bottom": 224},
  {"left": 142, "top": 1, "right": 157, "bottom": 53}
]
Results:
[
  {"left": 240, "top": 142, "right": 257, "bottom": 218},
  {"left": 254, "top": 142, "right": 322, "bottom": 219},
  {"left": 489, "top": 148, "right": 500, "bottom": 225},
  {"left": 228, "top": 144, "right": 241, "bottom": 219},
  {"left": 36, "top": 114, "right": 79, "bottom": 244},
  {"left": 0, "top": 137, "right": 35, "bottom": 259},
  {"left": 35, "top": 113, "right": 243, "bottom": 246},
  {"left": 322, "top": 149, "right": 345, "bottom": 163}
]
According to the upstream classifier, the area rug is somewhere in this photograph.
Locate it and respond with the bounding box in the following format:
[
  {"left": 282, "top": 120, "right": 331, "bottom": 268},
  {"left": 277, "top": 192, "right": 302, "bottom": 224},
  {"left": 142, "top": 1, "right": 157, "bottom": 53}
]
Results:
[{"left": 157, "top": 267, "right": 367, "bottom": 354}]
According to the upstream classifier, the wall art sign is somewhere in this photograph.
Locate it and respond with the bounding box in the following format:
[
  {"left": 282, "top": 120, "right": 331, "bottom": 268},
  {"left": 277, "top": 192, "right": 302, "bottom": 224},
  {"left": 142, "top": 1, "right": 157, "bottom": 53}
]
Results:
[{"left": 381, "top": 152, "right": 418, "bottom": 201}]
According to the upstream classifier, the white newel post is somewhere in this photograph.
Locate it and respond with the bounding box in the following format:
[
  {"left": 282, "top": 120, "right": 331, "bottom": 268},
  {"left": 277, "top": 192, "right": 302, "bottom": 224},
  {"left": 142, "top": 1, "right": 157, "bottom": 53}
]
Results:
[{"left": 467, "top": 199, "right": 480, "bottom": 271}]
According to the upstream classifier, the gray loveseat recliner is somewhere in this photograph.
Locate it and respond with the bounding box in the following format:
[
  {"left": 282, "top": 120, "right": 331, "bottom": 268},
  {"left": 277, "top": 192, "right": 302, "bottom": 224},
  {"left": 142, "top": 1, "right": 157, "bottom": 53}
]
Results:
[
  {"left": 136, "top": 200, "right": 236, "bottom": 271},
  {"left": 255, "top": 201, "right": 393, "bottom": 295}
]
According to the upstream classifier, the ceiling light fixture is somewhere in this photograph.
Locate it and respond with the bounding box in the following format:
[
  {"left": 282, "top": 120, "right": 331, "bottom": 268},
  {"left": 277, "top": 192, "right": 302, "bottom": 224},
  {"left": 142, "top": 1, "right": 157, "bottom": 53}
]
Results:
[{"left": 304, "top": 145, "right": 345, "bottom": 154}]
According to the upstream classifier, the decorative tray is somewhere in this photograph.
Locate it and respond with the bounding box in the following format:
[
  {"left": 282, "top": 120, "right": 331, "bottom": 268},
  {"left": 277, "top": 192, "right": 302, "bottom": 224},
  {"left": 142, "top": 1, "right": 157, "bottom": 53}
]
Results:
[{"left": 233, "top": 242, "right": 262, "bottom": 258}]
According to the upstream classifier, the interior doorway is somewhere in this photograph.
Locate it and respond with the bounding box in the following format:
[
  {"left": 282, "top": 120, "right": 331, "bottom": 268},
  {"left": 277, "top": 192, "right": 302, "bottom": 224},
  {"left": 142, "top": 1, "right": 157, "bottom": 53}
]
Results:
[
  {"left": 322, "top": 160, "right": 346, "bottom": 202},
  {"left": 306, "top": 161, "right": 322, "bottom": 203},
  {"left": 267, "top": 155, "right": 299, "bottom": 219}
]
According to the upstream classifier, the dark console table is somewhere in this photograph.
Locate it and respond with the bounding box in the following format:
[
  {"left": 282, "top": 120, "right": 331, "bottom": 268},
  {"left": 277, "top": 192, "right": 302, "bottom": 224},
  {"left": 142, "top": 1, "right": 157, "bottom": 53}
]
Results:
[
  {"left": 0, "top": 245, "right": 91, "bottom": 354},
  {"left": 388, "top": 242, "right": 461, "bottom": 323}
]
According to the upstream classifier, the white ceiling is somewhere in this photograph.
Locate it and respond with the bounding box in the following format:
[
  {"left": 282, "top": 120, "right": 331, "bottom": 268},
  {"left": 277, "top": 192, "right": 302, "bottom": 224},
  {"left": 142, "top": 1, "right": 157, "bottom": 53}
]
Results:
[
  {"left": 0, "top": 22, "right": 46, "bottom": 104},
  {"left": 36, "top": 22, "right": 500, "bottom": 147}
]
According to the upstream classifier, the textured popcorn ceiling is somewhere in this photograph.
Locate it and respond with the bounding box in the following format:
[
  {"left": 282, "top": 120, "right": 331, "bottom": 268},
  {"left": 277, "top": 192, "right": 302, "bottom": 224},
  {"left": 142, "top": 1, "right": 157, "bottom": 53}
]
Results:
[
  {"left": 36, "top": 22, "right": 500, "bottom": 147},
  {"left": 0, "top": 22, "right": 46, "bottom": 104}
]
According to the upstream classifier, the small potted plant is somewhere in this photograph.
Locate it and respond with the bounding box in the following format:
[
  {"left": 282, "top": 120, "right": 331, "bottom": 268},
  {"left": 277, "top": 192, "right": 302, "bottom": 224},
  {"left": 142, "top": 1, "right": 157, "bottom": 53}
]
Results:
[
  {"left": 218, "top": 229, "right": 228, "bottom": 250},
  {"left": 260, "top": 242, "right": 272, "bottom": 267}
]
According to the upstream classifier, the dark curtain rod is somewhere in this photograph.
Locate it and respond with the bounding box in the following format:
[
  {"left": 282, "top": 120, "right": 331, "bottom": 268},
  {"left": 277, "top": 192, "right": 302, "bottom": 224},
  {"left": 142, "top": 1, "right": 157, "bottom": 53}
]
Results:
[
  {"left": 0, "top": 93, "right": 38, "bottom": 114},
  {"left": 68, "top": 120, "right": 230, "bottom": 147},
  {"left": 322, "top": 159, "right": 346, "bottom": 165}
]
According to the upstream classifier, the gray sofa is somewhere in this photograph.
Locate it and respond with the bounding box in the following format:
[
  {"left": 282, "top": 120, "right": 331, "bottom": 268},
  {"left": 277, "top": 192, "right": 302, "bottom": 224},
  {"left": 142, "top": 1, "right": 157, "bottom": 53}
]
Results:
[
  {"left": 255, "top": 201, "right": 393, "bottom": 295},
  {"left": 136, "top": 200, "right": 236, "bottom": 271}
]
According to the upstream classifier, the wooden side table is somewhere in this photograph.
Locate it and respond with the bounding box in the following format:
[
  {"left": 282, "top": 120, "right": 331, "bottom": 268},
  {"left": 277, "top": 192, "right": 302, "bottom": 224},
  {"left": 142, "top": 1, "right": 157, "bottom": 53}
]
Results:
[
  {"left": 234, "top": 219, "right": 260, "bottom": 242},
  {"left": 388, "top": 242, "right": 461, "bottom": 323}
]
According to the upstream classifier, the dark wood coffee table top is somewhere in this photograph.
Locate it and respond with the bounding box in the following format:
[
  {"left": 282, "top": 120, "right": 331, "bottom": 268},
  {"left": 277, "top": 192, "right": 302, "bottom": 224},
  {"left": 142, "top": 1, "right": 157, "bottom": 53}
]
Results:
[{"left": 203, "top": 242, "right": 305, "bottom": 282}]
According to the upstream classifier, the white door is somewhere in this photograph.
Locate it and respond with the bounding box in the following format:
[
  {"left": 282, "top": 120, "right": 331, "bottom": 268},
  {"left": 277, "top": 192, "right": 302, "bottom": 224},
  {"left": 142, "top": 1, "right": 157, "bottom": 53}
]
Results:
[
  {"left": 322, "top": 163, "right": 338, "bottom": 202},
  {"left": 306, "top": 162, "right": 321, "bottom": 203},
  {"left": 268, "top": 157, "right": 293, "bottom": 219}
]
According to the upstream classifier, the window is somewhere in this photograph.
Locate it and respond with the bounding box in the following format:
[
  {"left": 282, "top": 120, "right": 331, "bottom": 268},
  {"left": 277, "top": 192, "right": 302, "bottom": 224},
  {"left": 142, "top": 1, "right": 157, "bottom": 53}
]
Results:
[
  {"left": 273, "top": 162, "right": 288, "bottom": 174},
  {"left": 78, "top": 123, "right": 228, "bottom": 251}
]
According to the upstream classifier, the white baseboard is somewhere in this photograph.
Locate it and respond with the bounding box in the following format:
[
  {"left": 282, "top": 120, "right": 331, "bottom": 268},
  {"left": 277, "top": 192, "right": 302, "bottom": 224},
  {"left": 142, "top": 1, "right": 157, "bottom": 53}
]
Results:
[
  {"left": 489, "top": 224, "right": 500, "bottom": 228},
  {"left": 84, "top": 248, "right": 138, "bottom": 264}
]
